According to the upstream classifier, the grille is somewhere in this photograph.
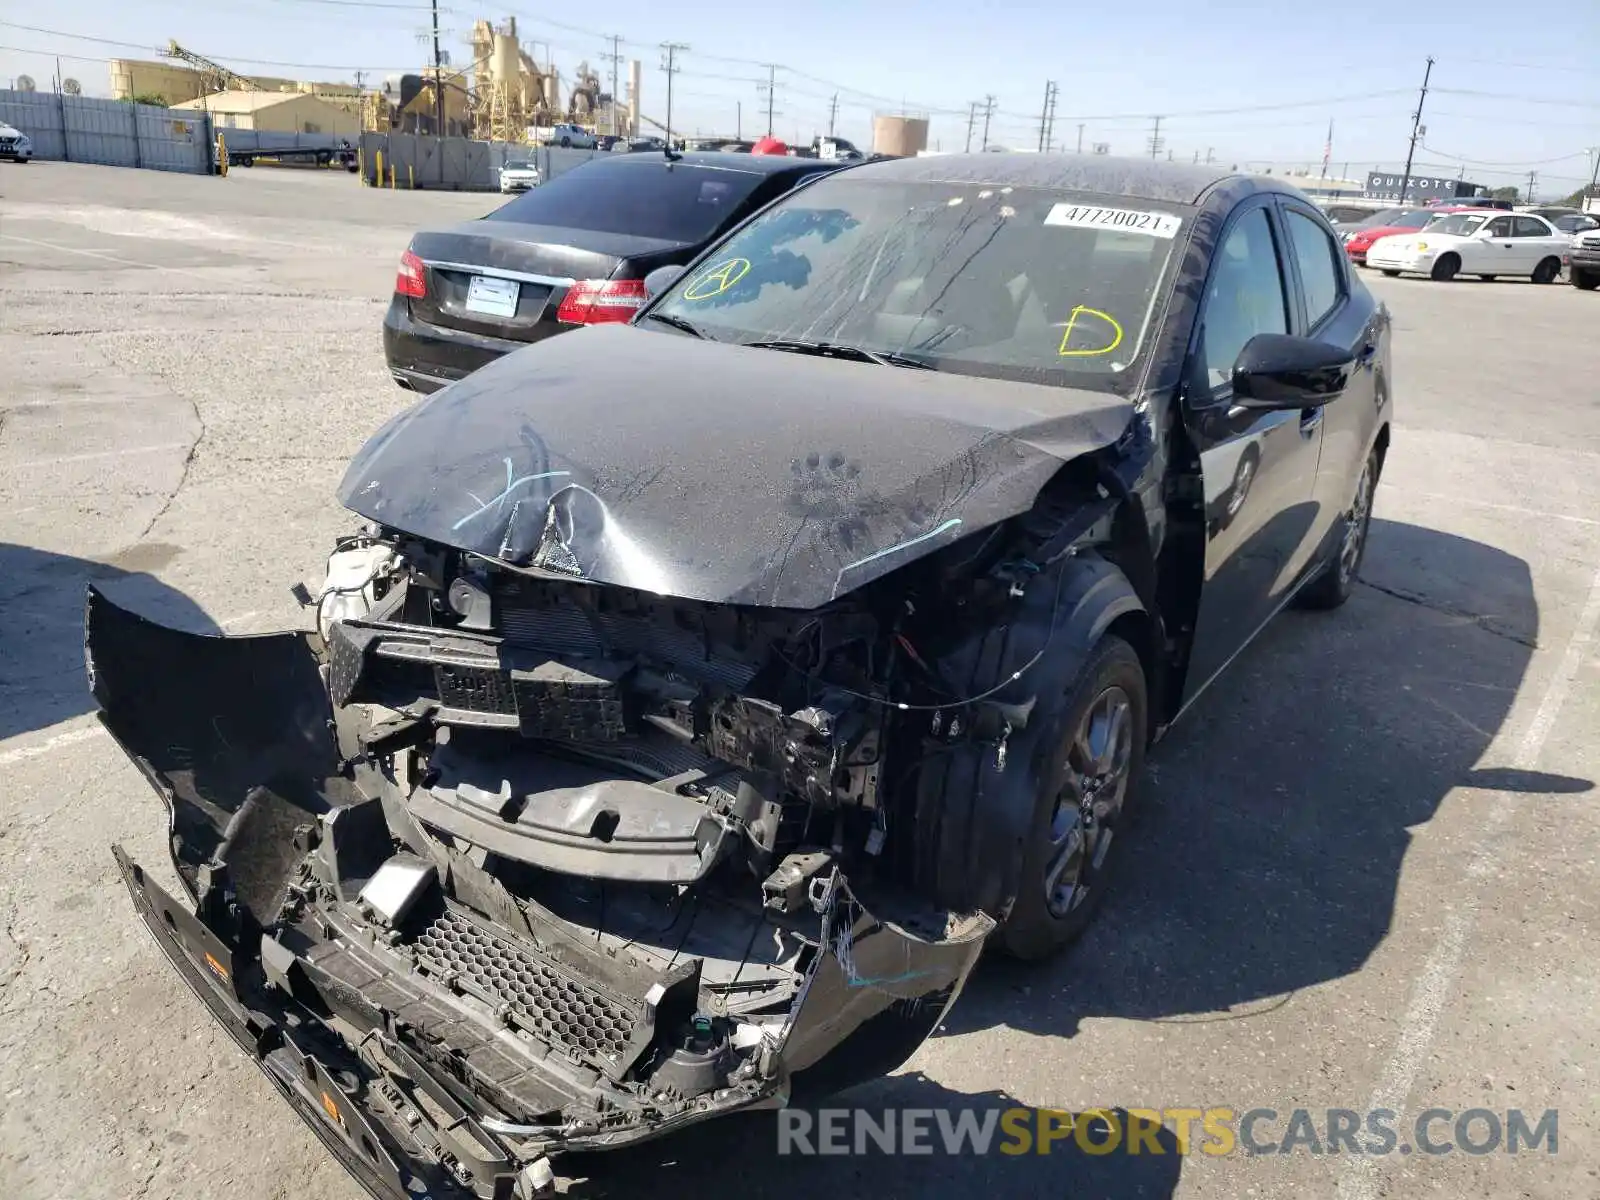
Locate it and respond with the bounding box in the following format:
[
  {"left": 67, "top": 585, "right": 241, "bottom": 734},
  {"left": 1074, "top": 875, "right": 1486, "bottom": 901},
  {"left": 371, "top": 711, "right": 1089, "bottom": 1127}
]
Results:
[
  {"left": 1582, "top": 235, "right": 1600, "bottom": 251},
  {"left": 412, "top": 907, "right": 640, "bottom": 1071}
]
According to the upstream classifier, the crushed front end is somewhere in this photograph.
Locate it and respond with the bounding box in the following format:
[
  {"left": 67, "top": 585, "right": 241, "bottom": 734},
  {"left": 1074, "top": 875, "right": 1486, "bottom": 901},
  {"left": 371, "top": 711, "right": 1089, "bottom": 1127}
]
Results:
[{"left": 87, "top": 529, "right": 999, "bottom": 1199}]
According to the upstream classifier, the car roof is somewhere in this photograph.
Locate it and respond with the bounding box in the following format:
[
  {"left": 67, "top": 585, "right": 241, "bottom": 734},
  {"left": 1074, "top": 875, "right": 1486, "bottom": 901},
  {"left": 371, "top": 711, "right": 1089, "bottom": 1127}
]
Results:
[
  {"left": 844, "top": 151, "right": 1283, "bottom": 206},
  {"left": 596, "top": 150, "right": 828, "bottom": 177}
]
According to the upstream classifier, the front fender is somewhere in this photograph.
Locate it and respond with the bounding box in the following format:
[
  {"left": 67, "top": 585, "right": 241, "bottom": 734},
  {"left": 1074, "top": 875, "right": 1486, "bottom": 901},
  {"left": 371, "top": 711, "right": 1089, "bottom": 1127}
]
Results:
[{"left": 915, "top": 553, "right": 1146, "bottom": 918}]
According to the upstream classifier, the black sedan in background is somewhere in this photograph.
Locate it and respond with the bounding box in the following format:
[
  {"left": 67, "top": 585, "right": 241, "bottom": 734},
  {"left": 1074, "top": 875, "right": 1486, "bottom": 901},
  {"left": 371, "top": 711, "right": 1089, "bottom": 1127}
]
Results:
[{"left": 384, "top": 151, "right": 843, "bottom": 392}]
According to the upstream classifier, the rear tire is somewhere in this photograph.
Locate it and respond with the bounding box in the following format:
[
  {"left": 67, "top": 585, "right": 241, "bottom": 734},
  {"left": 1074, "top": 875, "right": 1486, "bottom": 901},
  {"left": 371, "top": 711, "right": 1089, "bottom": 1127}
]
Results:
[
  {"left": 1381, "top": 269, "right": 1401, "bottom": 277},
  {"left": 1478, "top": 275, "right": 1496, "bottom": 281},
  {"left": 1299, "top": 445, "right": 1378, "bottom": 611},
  {"left": 1573, "top": 267, "right": 1600, "bottom": 291},
  {"left": 1531, "top": 257, "right": 1561, "bottom": 284},
  {"left": 997, "top": 635, "right": 1148, "bottom": 962},
  {"left": 1430, "top": 254, "right": 1460, "bottom": 282}
]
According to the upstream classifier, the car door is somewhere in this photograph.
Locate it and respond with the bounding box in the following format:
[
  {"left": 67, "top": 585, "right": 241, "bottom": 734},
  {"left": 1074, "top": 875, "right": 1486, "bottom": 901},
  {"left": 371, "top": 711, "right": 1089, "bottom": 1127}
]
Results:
[
  {"left": 1470, "top": 214, "right": 1518, "bottom": 272},
  {"left": 1512, "top": 215, "right": 1559, "bottom": 270},
  {"left": 1179, "top": 200, "right": 1326, "bottom": 700},
  {"left": 1278, "top": 198, "right": 1382, "bottom": 572}
]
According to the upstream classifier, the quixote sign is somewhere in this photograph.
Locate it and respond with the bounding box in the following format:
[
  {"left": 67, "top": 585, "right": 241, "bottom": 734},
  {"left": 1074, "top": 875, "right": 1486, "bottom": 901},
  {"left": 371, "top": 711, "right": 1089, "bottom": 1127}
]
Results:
[{"left": 1363, "top": 172, "right": 1473, "bottom": 203}]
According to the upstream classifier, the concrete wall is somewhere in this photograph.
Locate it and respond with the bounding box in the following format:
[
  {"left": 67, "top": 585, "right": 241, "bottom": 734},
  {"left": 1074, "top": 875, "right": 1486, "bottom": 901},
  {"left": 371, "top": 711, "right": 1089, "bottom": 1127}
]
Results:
[
  {"left": 357, "top": 132, "right": 602, "bottom": 191},
  {"left": 0, "top": 89, "right": 214, "bottom": 174}
]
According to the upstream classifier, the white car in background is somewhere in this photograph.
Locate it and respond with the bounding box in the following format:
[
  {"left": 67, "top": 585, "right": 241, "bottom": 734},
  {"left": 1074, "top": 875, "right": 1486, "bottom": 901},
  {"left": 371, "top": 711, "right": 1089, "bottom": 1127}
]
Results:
[
  {"left": 1366, "top": 210, "right": 1569, "bottom": 283},
  {"left": 497, "top": 157, "right": 540, "bottom": 193},
  {"left": 0, "top": 121, "right": 34, "bottom": 162},
  {"left": 545, "top": 123, "right": 596, "bottom": 149}
]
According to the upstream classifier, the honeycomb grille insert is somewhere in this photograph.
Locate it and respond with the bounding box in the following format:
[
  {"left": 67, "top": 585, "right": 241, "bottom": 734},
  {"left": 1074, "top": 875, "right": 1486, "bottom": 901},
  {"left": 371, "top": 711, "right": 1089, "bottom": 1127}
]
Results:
[{"left": 412, "top": 908, "right": 639, "bottom": 1069}]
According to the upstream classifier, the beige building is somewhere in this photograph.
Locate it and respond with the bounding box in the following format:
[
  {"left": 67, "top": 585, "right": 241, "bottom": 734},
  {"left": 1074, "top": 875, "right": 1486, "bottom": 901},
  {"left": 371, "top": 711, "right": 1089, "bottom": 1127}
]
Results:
[
  {"left": 109, "top": 58, "right": 359, "bottom": 106},
  {"left": 171, "top": 91, "right": 361, "bottom": 136}
]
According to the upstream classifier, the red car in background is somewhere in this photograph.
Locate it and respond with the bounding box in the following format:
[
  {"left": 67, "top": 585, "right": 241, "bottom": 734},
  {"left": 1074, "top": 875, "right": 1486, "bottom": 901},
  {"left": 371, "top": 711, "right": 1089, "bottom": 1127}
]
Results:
[{"left": 1343, "top": 206, "right": 1473, "bottom": 265}]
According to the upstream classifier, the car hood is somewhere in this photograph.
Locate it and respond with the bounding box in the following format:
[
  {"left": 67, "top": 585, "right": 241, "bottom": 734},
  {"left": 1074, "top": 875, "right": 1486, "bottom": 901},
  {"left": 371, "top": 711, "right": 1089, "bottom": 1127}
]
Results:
[{"left": 338, "top": 323, "right": 1135, "bottom": 608}]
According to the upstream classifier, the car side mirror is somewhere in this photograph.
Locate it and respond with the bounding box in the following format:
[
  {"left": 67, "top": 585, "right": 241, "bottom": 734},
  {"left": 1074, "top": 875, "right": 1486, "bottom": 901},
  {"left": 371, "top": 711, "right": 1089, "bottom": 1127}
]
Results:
[
  {"left": 1231, "top": 333, "right": 1356, "bottom": 409},
  {"left": 643, "top": 264, "right": 686, "bottom": 299}
]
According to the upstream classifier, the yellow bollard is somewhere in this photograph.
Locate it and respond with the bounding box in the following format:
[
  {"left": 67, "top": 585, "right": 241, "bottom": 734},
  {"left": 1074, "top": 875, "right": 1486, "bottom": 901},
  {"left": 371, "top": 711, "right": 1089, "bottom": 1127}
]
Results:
[
  {"left": 374, "top": 148, "right": 383, "bottom": 188},
  {"left": 388, "top": 162, "right": 395, "bottom": 189},
  {"left": 357, "top": 145, "right": 363, "bottom": 182},
  {"left": 217, "top": 133, "right": 228, "bottom": 177},
  {"left": 408, "top": 163, "right": 414, "bottom": 190}
]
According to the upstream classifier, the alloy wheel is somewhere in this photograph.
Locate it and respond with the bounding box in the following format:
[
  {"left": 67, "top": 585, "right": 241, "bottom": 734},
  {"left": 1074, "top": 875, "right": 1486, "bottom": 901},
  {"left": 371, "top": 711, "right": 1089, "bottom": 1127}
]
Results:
[
  {"left": 1338, "top": 459, "right": 1374, "bottom": 585},
  {"left": 1044, "top": 685, "right": 1134, "bottom": 918}
]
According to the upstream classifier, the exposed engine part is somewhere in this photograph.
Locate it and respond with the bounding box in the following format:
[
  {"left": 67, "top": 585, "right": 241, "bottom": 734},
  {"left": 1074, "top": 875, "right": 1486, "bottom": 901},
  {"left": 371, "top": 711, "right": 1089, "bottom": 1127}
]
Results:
[{"left": 316, "top": 537, "right": 406, "bottom": 643}]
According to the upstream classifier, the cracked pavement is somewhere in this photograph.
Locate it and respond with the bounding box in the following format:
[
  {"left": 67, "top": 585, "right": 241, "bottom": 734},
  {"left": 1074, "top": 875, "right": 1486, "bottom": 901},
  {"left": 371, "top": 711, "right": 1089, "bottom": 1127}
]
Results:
[{"left": 2, "top": 163, "right": 1598, "bottom": 1200}]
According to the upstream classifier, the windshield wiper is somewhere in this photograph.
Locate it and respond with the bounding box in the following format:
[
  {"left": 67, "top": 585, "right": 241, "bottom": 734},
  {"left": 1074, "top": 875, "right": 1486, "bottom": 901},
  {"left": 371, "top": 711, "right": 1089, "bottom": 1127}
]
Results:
[
  {"left": 742, "top": 338, "right": 933, "bottom": 369},
  {"left": 644, "top": 312, "right": 708, "bottom": 339}
]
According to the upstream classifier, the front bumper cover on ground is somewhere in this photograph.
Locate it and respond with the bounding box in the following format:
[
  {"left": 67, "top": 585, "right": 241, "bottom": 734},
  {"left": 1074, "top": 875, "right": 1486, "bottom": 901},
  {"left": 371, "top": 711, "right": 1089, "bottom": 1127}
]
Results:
[{"left": 87, "top": 585, "right": 992, "bottom": 1199}]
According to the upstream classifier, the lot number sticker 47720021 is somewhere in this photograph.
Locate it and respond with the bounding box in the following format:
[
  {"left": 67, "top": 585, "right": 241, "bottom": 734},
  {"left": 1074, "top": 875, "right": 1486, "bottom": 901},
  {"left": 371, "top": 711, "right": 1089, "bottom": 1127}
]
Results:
[{"left": 1044, "top": 204, "right": 1183, "bottom": 239}]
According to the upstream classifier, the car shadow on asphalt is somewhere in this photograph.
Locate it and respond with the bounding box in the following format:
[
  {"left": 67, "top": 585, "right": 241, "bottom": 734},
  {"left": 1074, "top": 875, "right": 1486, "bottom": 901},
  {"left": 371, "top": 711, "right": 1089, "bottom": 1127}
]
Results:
[
  {"left": 944, "top": 516, "right": 1592, "bottom": 1041},
  {"left": 0, "top": 541, "right": 218, "bottom": 741},
  {"left": 557, "top": 1075, "right": 1183, "bottom": 1199}
]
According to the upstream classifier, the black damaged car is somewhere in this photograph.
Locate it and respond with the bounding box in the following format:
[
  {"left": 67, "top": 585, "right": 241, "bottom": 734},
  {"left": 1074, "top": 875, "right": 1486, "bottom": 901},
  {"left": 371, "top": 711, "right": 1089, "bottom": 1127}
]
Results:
[{"left": 88, "top": 153, "right": 1392, "bottom": 1198}]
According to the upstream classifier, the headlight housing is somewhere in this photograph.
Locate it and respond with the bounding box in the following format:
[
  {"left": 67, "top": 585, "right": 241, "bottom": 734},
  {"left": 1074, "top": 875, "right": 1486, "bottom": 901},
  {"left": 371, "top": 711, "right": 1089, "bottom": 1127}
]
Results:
[{"left": 1413, "top": 241, "right": 1428, "bottom": 252}]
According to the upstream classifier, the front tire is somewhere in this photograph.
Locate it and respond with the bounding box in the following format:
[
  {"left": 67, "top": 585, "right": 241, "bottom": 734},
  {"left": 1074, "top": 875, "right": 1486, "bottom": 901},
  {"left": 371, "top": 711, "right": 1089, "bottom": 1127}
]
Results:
[
  {"left": 1478, "top": 275, "right": 1496, "bottom": 281},
  {"left": 998, "top": 635, "right": 1147, "bottom": 961},
  {"left": 1382, "top": 269, "right": 1401, "bottom": 277},
  {"left": 1299, "top": 445, "right": 1377, "bottom": 610},
  {"left": 1430, "top": 253, "right": 1460, "bottom": 282},
  {"left": 1531, "top": 257, "right": 1561, "bottom": 284},
  {"left": 1573, "top": 267, "right": 1600, "bottom": 291}
]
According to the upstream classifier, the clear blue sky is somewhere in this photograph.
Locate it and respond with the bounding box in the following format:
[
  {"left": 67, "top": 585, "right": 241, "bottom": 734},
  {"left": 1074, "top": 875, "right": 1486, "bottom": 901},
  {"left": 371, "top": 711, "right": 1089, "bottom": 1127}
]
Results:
[{"left": 3, "top": 0, "right": 1596, "bottom": 194}]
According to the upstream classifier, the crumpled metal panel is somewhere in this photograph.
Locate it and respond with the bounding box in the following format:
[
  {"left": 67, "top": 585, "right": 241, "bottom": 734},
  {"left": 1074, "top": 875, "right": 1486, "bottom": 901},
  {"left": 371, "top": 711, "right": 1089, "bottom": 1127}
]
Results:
[{"left": 338, "top": 321, "right": 1134, "bottom": 609}]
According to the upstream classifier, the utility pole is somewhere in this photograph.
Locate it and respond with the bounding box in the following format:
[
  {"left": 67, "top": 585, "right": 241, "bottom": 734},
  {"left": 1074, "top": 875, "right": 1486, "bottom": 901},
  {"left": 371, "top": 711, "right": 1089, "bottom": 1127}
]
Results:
[
  {"left": 1588, "top": 146, "right": 1600, "bottom": 193},
  {"left": 965, "top": 101, "right": 978, "bottom": 153},
  {"left": 429, "top": 0, "right": 444, "bottom": 136},
  {"left": 1037, "top": 80, "right": 1057, "bottom": 153},
  {"left": 659, "top": 42, "right": 687, "bottom": 146},
  {"left": 604, "top": 34, "right": 623, "bottom": 136},
  {"left": 1146, "top": 115, "right": 1164, "bottom": 160},
  {"left": 1396, "top": 55, "right": 1434, "bottom": 205},
  {"left": 827, "top": 92, "right": 838, "bottom": 137},
  {"left": 736, "top": 101, "right": 742, "bottom": 139},
  {"left": 980, "top": 94, "right": 995, "bottom": 151},
  {"left": 1077, "top": 123, "right": 1084, "bottom": 153},
  {"left": 757, "top": 63, "right": 779, "bottom": 136},
  {"left": 1525, "top": 170, "right": 1537, "bottom": 203}
]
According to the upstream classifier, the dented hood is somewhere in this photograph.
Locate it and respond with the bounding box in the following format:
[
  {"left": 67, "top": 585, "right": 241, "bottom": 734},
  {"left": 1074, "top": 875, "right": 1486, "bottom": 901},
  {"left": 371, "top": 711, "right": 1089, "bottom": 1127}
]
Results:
[{"left": 339, "top": 323, "right": 1134, "bottom": 608}]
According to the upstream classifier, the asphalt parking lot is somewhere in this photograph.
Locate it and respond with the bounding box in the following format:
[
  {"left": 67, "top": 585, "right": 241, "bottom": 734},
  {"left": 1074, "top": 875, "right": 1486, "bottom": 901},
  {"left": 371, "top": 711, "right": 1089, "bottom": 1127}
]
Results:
[{"left": 2, "top": 162, "right": 1597, "bottom": 1200}]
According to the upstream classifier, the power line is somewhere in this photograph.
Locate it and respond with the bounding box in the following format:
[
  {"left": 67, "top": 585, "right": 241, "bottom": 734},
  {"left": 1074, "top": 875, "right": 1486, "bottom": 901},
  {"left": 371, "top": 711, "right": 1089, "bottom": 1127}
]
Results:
[
  {"left": 1037, "top": 80, "right": 1057, "bottom": 152},
  {"left": 1147, "top": 114, "right": 1164, "bottom": 159},
  {"left": 1396, "top": 56, "right": 1434, "bottom": 205},
  {"left": 755, "top": 62, "right": 780, "bottom": 136},
  {"left": 1432, "top": 86, "right": 1600, "bottom": 108},
  {"left": 658, "top": 40, "right": 686, "bottom": 145}
]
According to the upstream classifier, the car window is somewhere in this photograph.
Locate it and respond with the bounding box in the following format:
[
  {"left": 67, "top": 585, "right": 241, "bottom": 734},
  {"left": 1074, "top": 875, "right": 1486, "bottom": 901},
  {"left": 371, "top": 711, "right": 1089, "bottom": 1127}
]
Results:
[
  {"left": 648, "top": 177, "right": 1188, "bottom": 392},
  {"left": 1356, "top": 208, "right": 1405, "bottom": 228},
  {"left": 487, "top": 160, "right": 767, "bottom": 242},
  {"left": 1200, "top": 207, "right": 1289, "bottom": 390},
  {"left": 1485, "top": 216, "right": 1514, "bottom": 237},
  {"left": 1511, "top": 216, "right": 1550, "bottom": 238},
  {"left": 1393, "top": 210, "right": 1436, "bottom": 230},
  {"left": 1427, "top": 213, "right": 1487, "bottom": 236},
  {"left": 1284, "top": 209, "right": 1344, "bottom": 328}
]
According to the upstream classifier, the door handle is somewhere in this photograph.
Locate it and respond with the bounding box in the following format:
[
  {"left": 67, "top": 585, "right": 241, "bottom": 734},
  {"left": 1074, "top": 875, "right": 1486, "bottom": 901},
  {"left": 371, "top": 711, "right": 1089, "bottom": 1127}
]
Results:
[{"left": 1299, "top": 407, "right": 1323, "bottom": 437}]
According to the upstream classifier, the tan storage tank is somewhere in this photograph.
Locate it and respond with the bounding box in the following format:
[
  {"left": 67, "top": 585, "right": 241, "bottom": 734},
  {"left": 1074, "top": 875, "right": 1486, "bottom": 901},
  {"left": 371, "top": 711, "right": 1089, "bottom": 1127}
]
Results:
[{"left": 873, "top": 114, "right": 929, "bottom": 157}]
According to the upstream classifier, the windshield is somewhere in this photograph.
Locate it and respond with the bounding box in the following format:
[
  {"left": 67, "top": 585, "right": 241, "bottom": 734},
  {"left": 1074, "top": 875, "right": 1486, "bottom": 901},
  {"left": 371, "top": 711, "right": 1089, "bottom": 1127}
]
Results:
[
  {"left": 647, "top": 177, "right": 1187, "bottom": 391},
  {"left": 503, "top": 160, "right": 533, "bottom": 170},
  {"left": 1355, "top": 207, "right": 1405, "bottom": 228},
  {"left": 1424, "top": 214, "right": 1489, "bottom": 237}
]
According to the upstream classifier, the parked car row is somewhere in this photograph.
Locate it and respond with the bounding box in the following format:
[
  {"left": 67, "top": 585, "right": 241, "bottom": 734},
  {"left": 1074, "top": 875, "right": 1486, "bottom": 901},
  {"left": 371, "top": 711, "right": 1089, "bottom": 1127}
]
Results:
[{"left": 1333, "top": 203, "right": 1589, "bottom": 285}]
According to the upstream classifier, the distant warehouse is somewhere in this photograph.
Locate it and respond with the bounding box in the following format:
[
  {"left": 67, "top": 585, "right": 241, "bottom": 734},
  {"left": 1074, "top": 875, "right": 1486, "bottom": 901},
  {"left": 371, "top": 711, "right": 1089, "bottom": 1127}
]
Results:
[{"left": 170, "top": 91, "right": 360, "bottom": 137}]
